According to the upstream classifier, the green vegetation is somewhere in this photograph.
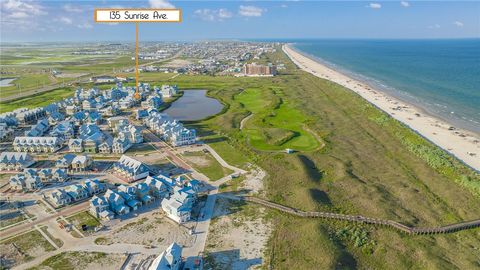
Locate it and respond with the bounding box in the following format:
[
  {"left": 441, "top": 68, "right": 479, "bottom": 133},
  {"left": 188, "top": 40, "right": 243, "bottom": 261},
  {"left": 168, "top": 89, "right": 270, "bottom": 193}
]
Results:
[
  {"left": 155, "top": 47, "right": 479, "bottom": 269},
  {"left": 0, "top": 74, "right": 54, "bottom": 98},
  {"left": 66, "top": 211, "right": 100, "bottom": 235},
  {"left": 0, "top": 229, "right": 55, "bottom": 265},
  {"left": 183, "top": 151, "right": 234, "bottom": 180},
  {"left": 27, "top": 251, "right": 123, "bottom": 270},
  {"left": 0, "top": 87, "right": 74, "bottom": 113},
  {"left": 126, "top": 143, "right": 157, "bottom": 154},
  {"left": 0, "top": 210, "right": 30, "bottom": 229},
  {"left": 40, "top": 226, "right": 63, "bottom": 248},
  {"left": 236, "top": 87, "right": 320, "bottom": 151},
  {"left": 2, "top": 46, "right": 479, "bottom": 269},
  {"left": 94, "top": 237, "right": 109, "bottom": 245}
]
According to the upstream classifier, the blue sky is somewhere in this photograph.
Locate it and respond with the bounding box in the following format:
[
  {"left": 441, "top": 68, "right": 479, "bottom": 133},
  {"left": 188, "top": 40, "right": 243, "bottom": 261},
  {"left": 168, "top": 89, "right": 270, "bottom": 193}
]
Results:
[{"left": 1, "top": 0, "right": 479, "bottom": 42}]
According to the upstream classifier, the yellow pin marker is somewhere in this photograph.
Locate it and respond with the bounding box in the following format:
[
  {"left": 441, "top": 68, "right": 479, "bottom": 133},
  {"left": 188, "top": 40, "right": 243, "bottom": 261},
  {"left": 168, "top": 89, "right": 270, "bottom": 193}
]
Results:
[{"left": 94, "top": 8, "right": 182, "bottom": 100}]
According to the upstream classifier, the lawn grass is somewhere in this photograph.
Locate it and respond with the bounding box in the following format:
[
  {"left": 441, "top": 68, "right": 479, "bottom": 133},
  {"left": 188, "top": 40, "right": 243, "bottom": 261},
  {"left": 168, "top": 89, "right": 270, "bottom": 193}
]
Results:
[
  {"left": 183, "top": 151, "right": 234, "bottom": 181},
  {"left": 66, "top": 211, "right": 100, "bottom": 235},
  {"left": 236, "top": 87, "right": 320, "bottom": 151}
]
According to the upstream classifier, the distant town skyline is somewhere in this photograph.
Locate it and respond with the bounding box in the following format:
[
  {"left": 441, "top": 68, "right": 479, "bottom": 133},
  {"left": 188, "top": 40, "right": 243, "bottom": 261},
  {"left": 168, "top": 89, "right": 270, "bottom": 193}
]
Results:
[{"left": 1, "top": 0, "right": 479, "bottom": 42}]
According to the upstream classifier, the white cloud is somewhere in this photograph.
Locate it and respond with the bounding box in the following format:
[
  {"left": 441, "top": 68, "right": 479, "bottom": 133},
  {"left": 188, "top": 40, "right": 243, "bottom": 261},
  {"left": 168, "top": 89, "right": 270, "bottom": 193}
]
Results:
[
  {"left": 194, "top": 8, "right": 233, "bottom": 22},
  {"left": 58, "top": 16, "right": 73, "bottom": 25},
  {"left": 77, "top": 22, "right": 93, "bottom": 29},
  {"left": 63, "top": 4, "right": 82, "bottom": 13},
  {"left": 400, "top": 1, "right": 410, "bottom": 7},
  {"left": 8, "top": 11, "right": 28, "bottom": 18},
  {"left": 280, "top": 4, "right": 288, "bottom": 8},
  {"left": 218, "top": 8, "right": 233, "bottom": 19},
  {"left": 0, "top": 0, "right": 47, "bottom": 31},
  {"left": 428, "top": 24, "right": 441, "bottom": 29},
  {"left": 454, "top": 21, "right": 464, "bottom": 27},
  {"left": 1, "top": 0, "right": 47, "bottom": 17},
  {"left": 149, "top": 0, "right": 175, "bottom": 9},
  {"left": 367, "top": 3, "right": 382, "bottom": 9},
  {"left": 239, "top": 5, "right": 265, "bottom": 17}
]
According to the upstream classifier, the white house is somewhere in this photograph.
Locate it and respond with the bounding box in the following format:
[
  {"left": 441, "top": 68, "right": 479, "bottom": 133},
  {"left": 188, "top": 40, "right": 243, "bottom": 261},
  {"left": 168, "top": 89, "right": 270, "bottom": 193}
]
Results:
[
  {"left": 0, "top": 152, "right": 35, "bottom": 171},
  {"left": 148, "top": 242, "right": 183, "bottom": 270},
  {"left": 13, "top": 137, "right": 63, "bottom": 153},
  {"left": 111, "top": 155, "right": 149, "bottom": 182}
]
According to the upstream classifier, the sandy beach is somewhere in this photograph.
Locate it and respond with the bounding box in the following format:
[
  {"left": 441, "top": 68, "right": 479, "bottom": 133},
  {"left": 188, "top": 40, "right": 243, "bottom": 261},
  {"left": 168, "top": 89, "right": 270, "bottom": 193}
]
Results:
[{"left": 283, "top": 44, "right": 480, "bottom": 171}]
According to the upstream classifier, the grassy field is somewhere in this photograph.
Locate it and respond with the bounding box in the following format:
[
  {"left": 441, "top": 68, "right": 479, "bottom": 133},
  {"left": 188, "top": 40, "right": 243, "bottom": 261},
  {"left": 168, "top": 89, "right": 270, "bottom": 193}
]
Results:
[
  {"left": 66, "top": 211, "right": 100, "bottom": 236},
  {"left": 236, "top": 87, "right": 320, "bottom": 151},
  {"left": 0, "top": 87, "right": 74, "bottom": 113},
  {"left": 0, "top": 229, "right": 56, "bottom": 266},
  {"left": 0, "top": 74, "right": 55, "bottom": 98},
  {"left": 28, "top": 251, "right": 125, "bottom": 270},
  {"left": 183, "top": 151, "right": 234, "bottom": 180}
]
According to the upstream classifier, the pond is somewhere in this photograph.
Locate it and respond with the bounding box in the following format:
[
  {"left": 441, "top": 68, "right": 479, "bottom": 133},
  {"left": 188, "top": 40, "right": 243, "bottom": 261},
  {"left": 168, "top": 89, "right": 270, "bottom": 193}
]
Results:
[
  {"left": 164, "top": 89, "right": 223, "bottom": 121},
  {"left": 0, "top": 78, "right": 17, "bottom": 87}
]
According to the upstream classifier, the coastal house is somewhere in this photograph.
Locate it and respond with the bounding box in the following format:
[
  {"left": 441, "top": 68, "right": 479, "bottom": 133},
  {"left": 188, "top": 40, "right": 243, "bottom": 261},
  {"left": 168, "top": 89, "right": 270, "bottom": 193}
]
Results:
[
  {"left": 148, "top": 242, "right": 183, "bottom": 270},
  {"left": 89, "top": 195, "right": 114, "bottom": 220},
  {"left": 25, "top": 168, "right": 69, "bottom": 183},
  {"left": 134, "top": 182, "right": 155, "bottom": 205},
  {"left": 83, "top": 179, "right": 106, "bottom": 195},
  {"left": 65, "top": 184, "right": 89, "bottom": 201},
  {"left": 66, "top": 105, "right": 79, "bottom": 116},
  {"left": 118, "top": 185, "right": 142, "bottom": 210},
  {"left": 98, "top": 140, "right": 112, "bottom": 154},
  {"left": 48, "top": 111, "right": 65, "bottom": 125},
  {"left": 15, "top": 108, "right": 46, "bottom": 124},
  {"left": 13, "top": 137, "right": 63, "bottom": 153},
  {"left": 160, "top": 85, "right": 178, "bottom": 98},
  {"left": 142, "top": 95, "right": 163, "bottom": 110},
  {"left": 111, "top": 155, "right": 149, "bottom": 182},
  {"left": 170, "top": 128, "right": 196, "bottom": 146},
  {"left": 25, "top": 119, "right": 49, "bottom": 137},
  {"left": 9, "top": 174, "right": 26, "bottom": 191},
  {"left": 161, "top": 185, "right": 197, "bottom": 224},
  {"left": 144, "top": 174, "right": 177, "bottom": 198},
  {"left": 68, "top": 139, "right": 84, "bottom": 152},
  {"left": 9, "top": 174, "right": 43, "bottom": 191},
  {"left": 49, "top": 121, "right": 74, "bottom": 139},
  {"left": 0, "top": 123, "right": 14, "bottom": 142},
  {"left": 49, "top": 189, "right": 72, "bottom": 207},
  {"left": 111, "top": 136, "right": 132, "bottom": 154},
  {"left": 0, "top": 152, "right": 35, "bottom": 171},
  {"left": 56, "top": 154, "right": 92, "bottom": 173},
  {"left": 104, "top": 189, "right": 130, "bottom": 215}
]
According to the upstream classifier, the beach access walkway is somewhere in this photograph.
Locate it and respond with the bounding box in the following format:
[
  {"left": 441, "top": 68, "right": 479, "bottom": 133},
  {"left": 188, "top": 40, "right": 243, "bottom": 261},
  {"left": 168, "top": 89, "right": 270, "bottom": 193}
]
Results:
[{"left": 218, "top": 194, "right": 480, "bottom": 235}]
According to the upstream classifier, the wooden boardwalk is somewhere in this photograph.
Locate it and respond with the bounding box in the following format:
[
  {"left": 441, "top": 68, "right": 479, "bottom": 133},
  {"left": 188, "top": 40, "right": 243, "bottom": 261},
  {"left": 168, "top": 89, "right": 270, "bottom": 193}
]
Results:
[{"left": 240, "top": 196, "right": 480, "bottom": 235}]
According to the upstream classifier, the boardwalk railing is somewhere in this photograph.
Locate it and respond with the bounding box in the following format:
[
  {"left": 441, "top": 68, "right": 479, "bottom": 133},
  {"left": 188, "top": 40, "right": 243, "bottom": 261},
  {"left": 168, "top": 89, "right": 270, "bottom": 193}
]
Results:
[{"left": 240, "top": 196, "right": 480, "bottom": 235}]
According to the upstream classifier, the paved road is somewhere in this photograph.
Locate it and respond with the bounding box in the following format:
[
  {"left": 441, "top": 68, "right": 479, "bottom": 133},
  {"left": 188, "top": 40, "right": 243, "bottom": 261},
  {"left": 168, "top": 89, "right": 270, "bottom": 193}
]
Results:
[{"left": 1, "top": 201, "right": 89, "bottom": 240}]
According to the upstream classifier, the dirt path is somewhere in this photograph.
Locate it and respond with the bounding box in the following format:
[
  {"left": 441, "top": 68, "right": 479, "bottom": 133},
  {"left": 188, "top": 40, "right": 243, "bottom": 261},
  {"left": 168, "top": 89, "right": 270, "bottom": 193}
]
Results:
[{"left": 239, "top": 113, "right": 253, "bottom": 130}]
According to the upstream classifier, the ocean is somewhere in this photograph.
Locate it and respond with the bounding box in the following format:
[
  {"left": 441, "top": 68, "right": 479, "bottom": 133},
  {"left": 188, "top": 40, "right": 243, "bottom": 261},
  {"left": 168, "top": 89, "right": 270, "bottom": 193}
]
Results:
[{"left": 291, "top": 39, "right": 480, "bottom": 133}]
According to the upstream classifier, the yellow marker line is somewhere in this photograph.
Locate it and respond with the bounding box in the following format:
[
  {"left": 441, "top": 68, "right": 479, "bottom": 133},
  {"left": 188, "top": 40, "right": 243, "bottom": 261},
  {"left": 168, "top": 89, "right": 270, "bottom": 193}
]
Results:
[{"left": 135, "top": 22, "right": 140, "bottom": 99}]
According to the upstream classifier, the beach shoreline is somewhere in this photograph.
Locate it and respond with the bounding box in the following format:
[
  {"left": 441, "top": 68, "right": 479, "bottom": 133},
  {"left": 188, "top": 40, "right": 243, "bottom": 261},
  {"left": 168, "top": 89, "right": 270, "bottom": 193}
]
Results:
[{"left": 283, "top": 44, "right": 480, "bottom": 171}]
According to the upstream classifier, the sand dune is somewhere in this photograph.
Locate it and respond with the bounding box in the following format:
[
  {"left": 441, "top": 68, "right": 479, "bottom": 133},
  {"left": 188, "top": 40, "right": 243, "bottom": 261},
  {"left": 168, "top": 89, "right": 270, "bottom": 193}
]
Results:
[{"left": 283, "top": 44, "right": 480, "bottom": 171}]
